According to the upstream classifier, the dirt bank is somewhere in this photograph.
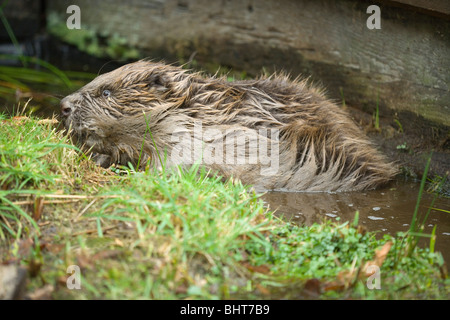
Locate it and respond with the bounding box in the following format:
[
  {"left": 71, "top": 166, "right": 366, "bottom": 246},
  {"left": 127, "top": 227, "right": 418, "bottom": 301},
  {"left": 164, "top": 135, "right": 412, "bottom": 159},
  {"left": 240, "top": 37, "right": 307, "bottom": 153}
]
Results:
[{"left": 347, "top": 105, "right": 449, "bottom": 187}]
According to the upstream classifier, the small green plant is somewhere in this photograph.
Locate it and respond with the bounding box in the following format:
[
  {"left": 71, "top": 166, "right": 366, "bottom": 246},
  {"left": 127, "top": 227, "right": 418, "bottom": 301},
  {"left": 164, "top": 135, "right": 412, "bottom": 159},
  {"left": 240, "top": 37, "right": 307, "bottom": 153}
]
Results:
[
  {"left": 402, "top": 152, "right": 447, "bottom": 257},
  {"left": 340, "top": 87, "right": 346, "bottom": 109},
  {"left": 374, "top": 93, "right": 380, "bottom": 130},
  {"left": 396, "top": 142, "right": 409, "bottom": 151},
  {"left": 427, "top": 174, "right": 449, "bottom": 197},
  {"left": 394, "top": 118, "right": 403, "bottom": 133}
]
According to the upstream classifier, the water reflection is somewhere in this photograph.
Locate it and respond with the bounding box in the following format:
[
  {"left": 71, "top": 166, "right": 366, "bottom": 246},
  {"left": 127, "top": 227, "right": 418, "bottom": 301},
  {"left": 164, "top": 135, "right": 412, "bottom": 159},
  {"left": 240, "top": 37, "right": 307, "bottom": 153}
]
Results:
[{"left": 261, "top": 181, "right": 450, "bottom": 262}]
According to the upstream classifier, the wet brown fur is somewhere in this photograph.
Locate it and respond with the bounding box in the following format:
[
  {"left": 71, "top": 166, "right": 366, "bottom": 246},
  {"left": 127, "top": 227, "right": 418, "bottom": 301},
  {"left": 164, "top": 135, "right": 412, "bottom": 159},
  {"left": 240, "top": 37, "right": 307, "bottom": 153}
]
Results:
[{"left": 61, "top": 60, "right": 398, "bottom": 192}]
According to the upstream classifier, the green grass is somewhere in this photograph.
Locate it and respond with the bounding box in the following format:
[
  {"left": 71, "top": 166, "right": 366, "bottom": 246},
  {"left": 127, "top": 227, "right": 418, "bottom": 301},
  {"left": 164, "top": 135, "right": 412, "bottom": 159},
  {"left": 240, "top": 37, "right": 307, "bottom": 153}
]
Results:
[
  {"left": 394, "top": 118, "right": 404, "bottom": 133},
  {"left": 340, "top": 87, "right": 346, "bottom": 109},
  {"left": 0, "top": 114, "right": 75, "bottom": 240},
  {"left": 0, "top": 114, "right": 79, "bottom": 189},
  {"left": 374, "top": 92, "right": 380, "bottom": 130},
  {"left": 0, "top": 114, "right": 448, "bottom": 300},
  {"left": 404, "top": 153, "right": 448, "bottom": 257}
]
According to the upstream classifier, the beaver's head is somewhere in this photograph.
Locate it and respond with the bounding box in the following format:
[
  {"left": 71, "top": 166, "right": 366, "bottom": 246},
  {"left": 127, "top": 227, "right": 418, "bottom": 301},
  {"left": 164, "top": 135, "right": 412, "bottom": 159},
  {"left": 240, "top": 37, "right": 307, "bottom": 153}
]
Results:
[{"left": 60, "top": 60, "right": 191, "bottom": 166}]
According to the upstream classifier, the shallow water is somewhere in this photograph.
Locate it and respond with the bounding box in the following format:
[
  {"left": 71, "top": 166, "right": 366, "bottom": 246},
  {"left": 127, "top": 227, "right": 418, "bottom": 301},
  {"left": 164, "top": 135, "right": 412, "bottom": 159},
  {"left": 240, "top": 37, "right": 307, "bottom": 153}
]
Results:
[{"left": 261, "top": 181, "right": 450, "bottom": 263}]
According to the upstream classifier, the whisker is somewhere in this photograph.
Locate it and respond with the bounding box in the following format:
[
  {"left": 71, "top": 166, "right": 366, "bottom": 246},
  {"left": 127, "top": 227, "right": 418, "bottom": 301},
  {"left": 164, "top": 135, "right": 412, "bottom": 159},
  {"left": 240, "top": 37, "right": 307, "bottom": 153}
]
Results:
[{"left": 98, "top": 60, "right": 123, "bottom": 76}]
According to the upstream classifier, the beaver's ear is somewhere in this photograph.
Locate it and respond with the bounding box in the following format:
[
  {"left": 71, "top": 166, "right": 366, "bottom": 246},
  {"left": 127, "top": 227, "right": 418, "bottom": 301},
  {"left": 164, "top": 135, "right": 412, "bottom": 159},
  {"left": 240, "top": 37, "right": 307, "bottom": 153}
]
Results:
[{"left": 146, "top": 73, "right": 168, "bottom": 92}]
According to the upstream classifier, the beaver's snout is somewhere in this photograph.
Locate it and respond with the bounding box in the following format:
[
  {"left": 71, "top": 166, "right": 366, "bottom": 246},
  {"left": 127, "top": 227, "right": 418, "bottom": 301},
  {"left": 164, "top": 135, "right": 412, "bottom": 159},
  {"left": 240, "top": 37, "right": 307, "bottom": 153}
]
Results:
[{"left": 60, "top": 98, "right": 73, "bottom": 118}]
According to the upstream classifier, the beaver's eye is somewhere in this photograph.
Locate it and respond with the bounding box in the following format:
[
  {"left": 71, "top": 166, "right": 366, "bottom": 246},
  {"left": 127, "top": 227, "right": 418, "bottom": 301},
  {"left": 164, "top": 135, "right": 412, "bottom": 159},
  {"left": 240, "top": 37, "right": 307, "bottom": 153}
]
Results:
[{"left": 102, "top": 89, "right": 111, "bottom": 98}]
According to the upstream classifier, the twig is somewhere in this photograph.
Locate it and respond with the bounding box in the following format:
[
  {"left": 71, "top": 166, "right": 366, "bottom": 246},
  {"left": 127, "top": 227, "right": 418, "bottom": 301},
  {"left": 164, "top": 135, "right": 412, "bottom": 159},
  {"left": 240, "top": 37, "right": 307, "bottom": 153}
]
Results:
[
  {"left": 74, "top": 199, "right": 97, "bottom": 222},
  {"left": 71, "top": 225, "right": 118, "bottom": 236}
]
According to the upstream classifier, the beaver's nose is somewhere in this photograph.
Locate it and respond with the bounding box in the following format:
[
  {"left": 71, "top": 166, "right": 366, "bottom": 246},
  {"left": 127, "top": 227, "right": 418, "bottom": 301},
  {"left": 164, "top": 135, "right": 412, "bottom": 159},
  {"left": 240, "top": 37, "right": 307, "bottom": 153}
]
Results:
[{"left": 60, "top": 99, "right": 72, "bottom": 117}]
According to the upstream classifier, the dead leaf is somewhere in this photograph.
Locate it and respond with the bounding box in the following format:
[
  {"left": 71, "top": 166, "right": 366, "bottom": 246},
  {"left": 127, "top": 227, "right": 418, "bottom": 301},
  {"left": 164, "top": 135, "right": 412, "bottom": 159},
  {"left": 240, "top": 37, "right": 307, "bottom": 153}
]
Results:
[
  {"left": 11, "top": 116, "right": 29, "bottom": 124},
  {"left": 175, "top": 285, "right": 188, "bottom": 294},
  {"left": 71, "top": 225, "right": 118, "bottom": 236},
  {"left": 28, "top": 259, "right": 42, "bottom": 278},
  {"left": 92, "top": 250, "right": 122, "bottom": 261},
  {"left": 322, "top": 242, "right": 393, "bottom": 293},
  {"left": 57, "top": 275, "right": 69, "bottom": 286},
  {"left": 37, "top": 119, "right": 58, "bottom": 126},
  {"left": 439, "top": 262, "right": 448, "bottom": 280},
  {"left": 356, "top": 225, "right": 367, "bottom": 235},
  {"left": 242, "top": 262, "right": 271, "bottom": 274},
  {"left": 254, "top": 283, "right": 271, "bottom": 296},
  {"left": 323, "top": 269, "right": 358, "bottom": 292},
  {"left": 46, "top": 243, "right": 64, "bottom": 254},
  {"left": 27, "top": 284, "right": 54, "bottom": 300},
  {"left": 323, "top": 256, "right": 361, "bottom": 292},
  {"left": 303, "top": 278, "right": 321, "bottom": 296},
  {"left": 363, "top": 241, "right": 393, "bottom": 276},
  {"left": 33, "top": 196, "right": 44, "bottom": 221},
  {"left": 76, "top": 252, "right": 93, "bottom": 269},
  {"left": 114, "top": 238, "right": 124, "bottom": 247},
  {"left": 76, "top": 250, "right": 123, "bottom": 269},
  {"left": 373, "top": 241, "right": 393, "bottom": 266},
  {"left": 323, "top": 281, "right": 346, "bottom": 292}
]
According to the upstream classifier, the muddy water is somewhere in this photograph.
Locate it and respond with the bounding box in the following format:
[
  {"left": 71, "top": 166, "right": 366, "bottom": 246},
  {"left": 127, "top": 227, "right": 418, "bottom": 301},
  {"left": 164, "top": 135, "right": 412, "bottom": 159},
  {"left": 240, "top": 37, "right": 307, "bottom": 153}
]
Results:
[{"left": 261, "top": 181, "right": 450, "bottom": 263}]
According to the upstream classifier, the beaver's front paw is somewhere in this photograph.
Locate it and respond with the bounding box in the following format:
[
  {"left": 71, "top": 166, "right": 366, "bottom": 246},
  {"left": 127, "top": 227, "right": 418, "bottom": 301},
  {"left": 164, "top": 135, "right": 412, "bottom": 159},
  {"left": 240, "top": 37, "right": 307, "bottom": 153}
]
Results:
[{"left": 91, "top": 153, "right": 112, "bottom": 168}]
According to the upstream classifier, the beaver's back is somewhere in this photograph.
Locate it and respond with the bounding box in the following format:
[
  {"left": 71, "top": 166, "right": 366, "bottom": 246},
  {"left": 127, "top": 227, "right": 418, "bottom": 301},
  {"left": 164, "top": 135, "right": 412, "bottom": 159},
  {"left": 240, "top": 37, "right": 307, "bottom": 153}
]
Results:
[{"left": 216, "top": 76, "right": 398, "bottom": 191}]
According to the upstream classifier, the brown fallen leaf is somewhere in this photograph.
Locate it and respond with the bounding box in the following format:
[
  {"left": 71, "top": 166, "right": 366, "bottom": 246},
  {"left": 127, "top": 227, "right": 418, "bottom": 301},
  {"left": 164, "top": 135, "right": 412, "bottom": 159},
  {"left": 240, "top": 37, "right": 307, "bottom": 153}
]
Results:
[
  {"left": 41, "top": 243, "right": 65, "bottom": 255},
  {"left": 71, "top": 225, "right": 118, "bottom": 236},
  {"left": 242, "top": 262, "right": 271, "bottom": 274},
  {"left": 323, "top": 269, "right": 358, "bottom": 292},
  {"left": 91, "top": 250, "right": 123, "bottom": 261},
  {"left": 323, "top": 280, "right": 346, "bottom": 292},
  {"left": 356, "top": 225, "right": 367, "bottom": 236},
  {"left": 254, "top": 283, "right": 271, "bottom": 296},
  {"left": 321, "top": 240, "right": 394, "bottom": 294},
  {"left": 33, "top": 196, "right": 45, "bottom": 221},
  {"left": 10, "top": 116, "right": 29, "bottom": 124},
  {"left": 75, "top": 249, "right": 123, "bottom": 269},
  {"left": 303, "top": 278, "right": 321, "bottom": 296},
  {"left": 76, "top": 252, "right": 93, "bottom": 269},
  {"left": 1, "top": 181, "right": 10, "bottom": 190},
  {"left": 363, "top": 241, "right": 393, "bottom": 276},
  {"left": 114, "top": 238, "right": 124, "bottom": 247},
  {"left": 27, "top": 284, "right": 54, "bottom": 300},
  {"left": 175, "top": 285, "right": 188, "bottom": 294},
  {"left": 37, "top": 118, "right": 59, "bottom": 126},
  {"left": 28, "top": 259, "right": 42, "bottom": 278},
  {"left": 323, "top": 256, "right": 360, "bottom": 292},
  {"left": 440, "top": 262, "right": 448, "bottom": 279}
]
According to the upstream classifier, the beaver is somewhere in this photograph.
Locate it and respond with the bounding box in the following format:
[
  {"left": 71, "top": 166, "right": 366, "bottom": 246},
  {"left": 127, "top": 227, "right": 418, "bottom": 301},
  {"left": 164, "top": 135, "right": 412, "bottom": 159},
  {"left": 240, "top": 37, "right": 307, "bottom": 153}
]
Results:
[{"left": 60, "top": 60, "right": 398, "bottom": 192}]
